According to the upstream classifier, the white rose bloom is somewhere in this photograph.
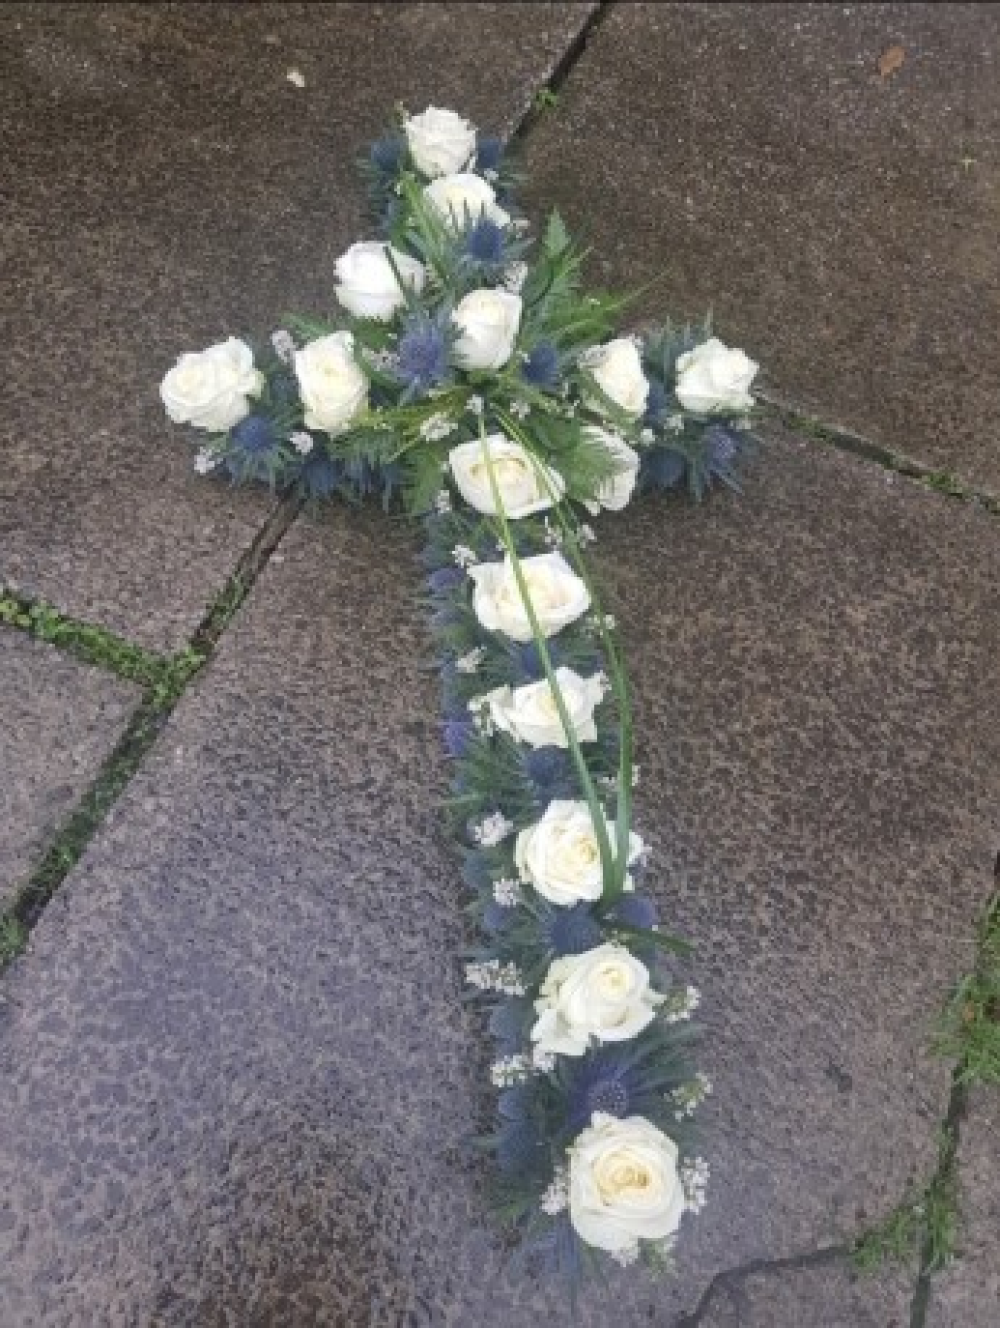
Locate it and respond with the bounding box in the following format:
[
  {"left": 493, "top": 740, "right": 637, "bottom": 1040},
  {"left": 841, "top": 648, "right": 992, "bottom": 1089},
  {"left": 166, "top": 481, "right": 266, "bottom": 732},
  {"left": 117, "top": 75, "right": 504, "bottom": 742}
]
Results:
[
  {"left": 293, "top": 332, "right": 368, "bottom": 436},
  {"left": 569, "top": 1113, "right": 686, "bottom": 1254},
  {"left": 582, "top": 426, "right": 641, "bottom": 513},
  {"left": 468, "top": 551, "right": 590, "bottom": 642},
  {"left": 452, "top": 289, "right": 522, "bottom": 371},
  {"left": 160, "top": 337, "right": 264, "bottom": 433},
  {"left": 423, "top": 172, "right": 510, "bottom": 231},
  {"left": 515, "top": 800, "right": 644, "bottom": 906},
  {"left": 674, "top": 336, "right": 758, "bottom": 415},
  {"left": 334, "top": 241, "right": 425, "bottom": 321},
  {"left": 404, "top": 106, "right": 477, "bottom": 178},
  {"left": 580, "top": 338, "right": 650, "bottom": 419},
  {"left": 482, "top": 668, "right": 605, "bottom": 749},
  {"left": 531, "top": 943, "right": 664, "bottom": 1058},
  {"left": 449, "top": 434, "right": 564, "bottom": 518}
]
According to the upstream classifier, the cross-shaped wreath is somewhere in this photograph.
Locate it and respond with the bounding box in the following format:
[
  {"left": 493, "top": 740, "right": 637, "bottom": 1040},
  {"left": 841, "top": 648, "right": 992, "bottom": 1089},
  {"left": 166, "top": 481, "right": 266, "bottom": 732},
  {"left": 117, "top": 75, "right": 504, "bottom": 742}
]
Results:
[{"left": 159, "top": 105, "right": 759, "bottom": 1293}]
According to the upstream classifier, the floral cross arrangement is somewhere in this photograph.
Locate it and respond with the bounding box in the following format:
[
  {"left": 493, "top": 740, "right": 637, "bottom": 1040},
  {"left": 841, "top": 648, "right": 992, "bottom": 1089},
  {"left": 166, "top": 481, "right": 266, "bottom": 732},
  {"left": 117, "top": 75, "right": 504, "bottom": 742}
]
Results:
[{"left": 160, "top": 105, "right": 759, "bottom": 1289}]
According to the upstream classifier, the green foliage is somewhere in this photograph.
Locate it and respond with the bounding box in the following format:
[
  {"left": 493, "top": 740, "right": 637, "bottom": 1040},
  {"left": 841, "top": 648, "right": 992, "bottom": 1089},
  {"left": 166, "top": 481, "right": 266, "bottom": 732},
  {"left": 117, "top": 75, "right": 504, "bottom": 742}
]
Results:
[
  {"left": 933, "top": 890, "right": 1000, "bottom": 1086},
  {"left": 0, "top": 914, "right": 27, "bottom": 965}
]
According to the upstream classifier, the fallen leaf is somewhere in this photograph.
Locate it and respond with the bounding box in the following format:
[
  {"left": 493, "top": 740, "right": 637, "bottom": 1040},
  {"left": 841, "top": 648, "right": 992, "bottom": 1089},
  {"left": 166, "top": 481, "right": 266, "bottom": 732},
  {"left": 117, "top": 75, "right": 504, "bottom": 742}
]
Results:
[{"left": 878, "top": 44, "right": 905, "bottom": 78}]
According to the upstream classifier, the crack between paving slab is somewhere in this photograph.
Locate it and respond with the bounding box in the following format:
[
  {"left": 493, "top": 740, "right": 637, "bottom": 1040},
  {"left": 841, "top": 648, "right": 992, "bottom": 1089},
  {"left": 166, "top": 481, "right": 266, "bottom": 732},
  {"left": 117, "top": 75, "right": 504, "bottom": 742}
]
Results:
[
  {"left": 672, "top": 1243, "right": 852, "bottom": 1327},
  {"left": 908, "top": 1070, "right": 968, "bottom": 1328},
  {"left": 506, "top": 1, "right": 614, "bottom": 146},
  {"left": 759, "top": 394, "right": 1000, "bottom": 516},
  {"left": 0, "top": 493, "right": 303, "bottom": 970}
]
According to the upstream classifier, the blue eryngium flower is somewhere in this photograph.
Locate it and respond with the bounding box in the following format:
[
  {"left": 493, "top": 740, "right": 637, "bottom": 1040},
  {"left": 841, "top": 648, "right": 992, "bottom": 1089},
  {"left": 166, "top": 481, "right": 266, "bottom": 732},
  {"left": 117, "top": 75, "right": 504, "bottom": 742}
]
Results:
[
  {"left": 294, "top": 451, "right": 341, "bottom": 500},
  {"left": 641, "top": 447, "right": 687, "bottom": 491},
  {"left": 565, "top": 1050, "right": 639, "bottom": 1133},
  {"left": 370, "top": 133, "right": 405, "bottom": 175},
  {"left": 643, "top": 379, "right": 667, "bottom": 424},
  {"left": 396, "top": 309, "right": 452, "bottom": 398},
  {"left": 475, "top": 135, "right": 504, "bottom": 174},
  {"left": 521, "top": 341, "right": 560, "bottom": 389},
  {"left": 543, "top": 903, "right": 603, "bottom": 957},
  {"left": 464, "top": 217, "right": 505, "bottom": 266},
  {"left": 705, "top": 424, "right": 739, "bottom": 472},
  {"left": 609, "top": 892, "right": 658, "bottom": 931},
  {"left": 230, "top": 415, "right": 277, "bottom": 454}
]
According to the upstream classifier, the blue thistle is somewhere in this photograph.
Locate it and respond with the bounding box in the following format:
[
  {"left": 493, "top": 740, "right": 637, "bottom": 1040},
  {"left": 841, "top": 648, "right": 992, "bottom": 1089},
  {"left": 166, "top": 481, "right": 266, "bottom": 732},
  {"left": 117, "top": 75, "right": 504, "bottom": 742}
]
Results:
[
  {"left": 565, "top": 1050, "right": 639, "bottom": 1132},
  {"left": 497, "top": 1118, "right": 543, "bottom": 1174},
  {"left": 427, "top": 566, "right": 465, "bottom": 594},
  {"left": 396, "top": 309, "right": 452, "bottom": 398},
  {"left": 643, "top": 379, "right": 667, "bottom": 425},
  {"left": 543, "top": 903, "right": 603, "bottom": 957},
  {"left": 609, "top": 892, "right": 658, "bottom": 931},
  {"left": 475, "top": 135, "right": 504, "bottom": 174},
  {"left": 521, "top": 746, "right": 577, "bottom": 800},
  {"left": 370, "top": 133, "right": 405, "bottom": 175},
  {"left": 641, "top": 447, "right": 687, "bottom": 491},
  {"left": 521, "top": 341, "right": 560, "bottom": 390},
  {"left": 293, "top": 451, "right": 341, "bottom": 500},
  {"left": 489, "top": 999, "right": 531, "bottom": 1047},
  {"left": 230, "top": 414, "right": 277, "bottom": 455},
  {"left": 705, "top": 424, "right": 739, "bottom": 472},
  {"left": 464, "top": 217, "right": 506, "bottom": 267}
]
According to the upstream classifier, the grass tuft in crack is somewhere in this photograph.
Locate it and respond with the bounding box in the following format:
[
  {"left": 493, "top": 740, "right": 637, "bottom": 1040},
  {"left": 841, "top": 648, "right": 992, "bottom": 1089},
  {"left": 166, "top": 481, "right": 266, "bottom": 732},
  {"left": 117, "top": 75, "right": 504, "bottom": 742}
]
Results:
[
  {"left": 852, "top": 1127, "right": 959, "bottom": 1276},
  {"left": 932, "top": 889, "right": 1000, "bottom": 1087},
  {"left": 0, "top": 497, "right": 302, "bottom": 971}
]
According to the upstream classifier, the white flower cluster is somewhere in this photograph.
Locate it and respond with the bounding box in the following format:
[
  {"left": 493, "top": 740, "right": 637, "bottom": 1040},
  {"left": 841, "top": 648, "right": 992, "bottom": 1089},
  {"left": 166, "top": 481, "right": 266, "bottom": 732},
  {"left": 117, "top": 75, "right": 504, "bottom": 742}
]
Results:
[
  {"left": 420, "top": 412, "right": 457, "bottom": 442},
  {"left": 671, "top": 1073, "right": 714, "bottom": 1121},
  {"left": 464, "top": 959, "right": 525, "bottom": 996},
  {"left": 472, "top": 811, "right": 514, "bottom": 847},
  {"left": 680, "top": 1157, "right": 711, "bottom": 1214},
  {"left": 540, "top": 1167, "right": 569, "bottom": 1215},
  {"left": 490, "top": 1054, "right": 532, "bottom": 1087},
  {"left": 454, "top": 645, "right": 486, "bottom": 674},
  {"left": 663, "top": 985, "right": 701, "bottom": 1024},
  {"left": 492, "top": 877, "right": 522, "bottom": 907}
]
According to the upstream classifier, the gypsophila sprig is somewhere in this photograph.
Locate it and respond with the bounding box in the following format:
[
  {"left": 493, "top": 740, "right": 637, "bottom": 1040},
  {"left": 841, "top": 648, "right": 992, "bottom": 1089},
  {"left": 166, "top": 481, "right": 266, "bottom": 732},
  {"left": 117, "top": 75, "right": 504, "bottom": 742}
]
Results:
[{"left": 159, "top": 102, "right": 765, "bottom": 1298}]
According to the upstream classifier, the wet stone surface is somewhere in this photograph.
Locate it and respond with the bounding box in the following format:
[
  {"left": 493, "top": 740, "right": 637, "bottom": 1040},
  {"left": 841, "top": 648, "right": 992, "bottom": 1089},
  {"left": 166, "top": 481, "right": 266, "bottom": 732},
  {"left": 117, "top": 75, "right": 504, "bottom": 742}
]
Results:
[
  {"left": 522, "top": 2, "right": 1000, "bottom": 493},
  {"left": 0, "top": 1, "right": 596, "bottom": 650},
  {"left": 926, "top": 1089, "right": 1000, "bottom": 1328},
  {"left": 0, "top": 631, "right": 139, "bottom": 910},
  {"left": 0, "top": 429, "right": 997, "bottom": 1324}
]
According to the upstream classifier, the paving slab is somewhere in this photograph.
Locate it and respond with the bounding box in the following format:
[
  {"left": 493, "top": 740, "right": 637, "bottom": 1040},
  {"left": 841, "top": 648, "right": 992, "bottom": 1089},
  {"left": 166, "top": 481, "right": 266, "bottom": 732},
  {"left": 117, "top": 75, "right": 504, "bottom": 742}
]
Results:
[
  {"left": 1, "top": 434, "right": 997, "bottom": 1325},
  {"left": 698, "top": 1256, "right": 915, "bottom": 1327},
  {"left": 522, "top": 2, "right": 1000, "bottom": 494},
  {"left": 0, "top": 631, "right": 140, "bottom": 910},
  {"left": 926, "top": 1089, "right": 1000, "bottom": 1328},
  {"left": 0, "top": 2, "right": 595, "bottom": 651}
]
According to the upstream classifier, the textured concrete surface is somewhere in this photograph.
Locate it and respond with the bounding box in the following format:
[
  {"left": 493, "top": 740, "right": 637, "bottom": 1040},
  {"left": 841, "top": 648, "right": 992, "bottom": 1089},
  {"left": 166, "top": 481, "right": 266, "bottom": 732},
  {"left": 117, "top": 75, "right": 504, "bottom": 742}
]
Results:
[
  {"left": 0, "top": 631, "right": 139, "bottom": 910},
  {"left": 926, "top": 1090, "right": 1000, "bottom": 1328},
  {"left": 0, "top": 1, "right": 595, "bottom": 650},
  {"left": 523, "top": 2, "right": 1000, "bottom": 494},
  {"left": 1, "top": 432, "right": 997, "bottom": 1324},
  {"left": 698, "top": 1255, "right": 914, "bottom": 1327}
]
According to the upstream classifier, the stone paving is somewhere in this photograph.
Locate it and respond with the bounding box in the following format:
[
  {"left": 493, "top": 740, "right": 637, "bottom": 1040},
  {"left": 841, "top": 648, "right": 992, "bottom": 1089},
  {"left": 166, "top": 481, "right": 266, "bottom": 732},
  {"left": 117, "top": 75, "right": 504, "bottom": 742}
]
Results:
[
  {"left": 1, "top": 4, "right": 998, "bottom": 1326},
  {"left": 0, "top": 635, "right": 139, "bottom": 910}
]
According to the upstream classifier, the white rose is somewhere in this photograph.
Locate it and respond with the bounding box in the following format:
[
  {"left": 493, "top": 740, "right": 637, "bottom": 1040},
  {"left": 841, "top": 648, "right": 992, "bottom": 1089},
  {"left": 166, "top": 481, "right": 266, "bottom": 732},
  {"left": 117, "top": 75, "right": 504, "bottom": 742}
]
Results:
[
  {"left": 569, "top": 1113, "right": 686, "bottom": 1254},
  {"left": 404, "top": 106, "right": 477, "bottom": 178},
  {"left": 582, "top": 427, "right": 641, "bottom": 513},
  {"left": 468, "top": 552, "right": 590, "bottom": 642},
  {"left": 674, "top": 336, "right": 758, "bottom": 415},
  {"left": 531, "top": 943, "right": 664, "bottom": 1057},
  {"left": 423, "top": 172, "right": 510, "bottom": 231},
  {"left": 293, "top": 332, "right": 368, "bottom": 435},
  {"left": 160, "top": 337, "right": 264, "bottom": 433},
  {"left": 452, "top": 289, "right": 522, "bottom": 371},
  {"left": 334, "top": 241, "right": 425, "bottom": 321},
  {"left": 448, "top": 434, "right": 564, "bottom": 518},
  {"left": 515, "top": 800, "right": 643, "bottom": 906},
  {"left": 580, "top": 338, "right": 649, "bottom": 419},
  {"left": 481, "top": 668, "right": 605, "bottom": 750}
]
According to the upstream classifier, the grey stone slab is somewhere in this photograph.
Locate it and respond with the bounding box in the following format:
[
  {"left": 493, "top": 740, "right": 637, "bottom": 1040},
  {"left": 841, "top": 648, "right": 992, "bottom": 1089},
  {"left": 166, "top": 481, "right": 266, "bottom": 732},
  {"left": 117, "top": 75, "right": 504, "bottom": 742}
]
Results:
[
  {"left": 521, "top": 2, "right": 1000, "bottom": 494},
  {"left": 927, "top": 1090, "right": 1000, "bottom": 1328},
  {"left": 0, "top": 631, "right": 140, "bottom": 909},
  {"left": 0, "top": 431, "right": 997, "bottom": 1325},
  {"left": 0, "top": 2, "right": 595, "bottom": 651},
  {"left": 699, "top": 1256, "right": 914, "bottom": 1327}
]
